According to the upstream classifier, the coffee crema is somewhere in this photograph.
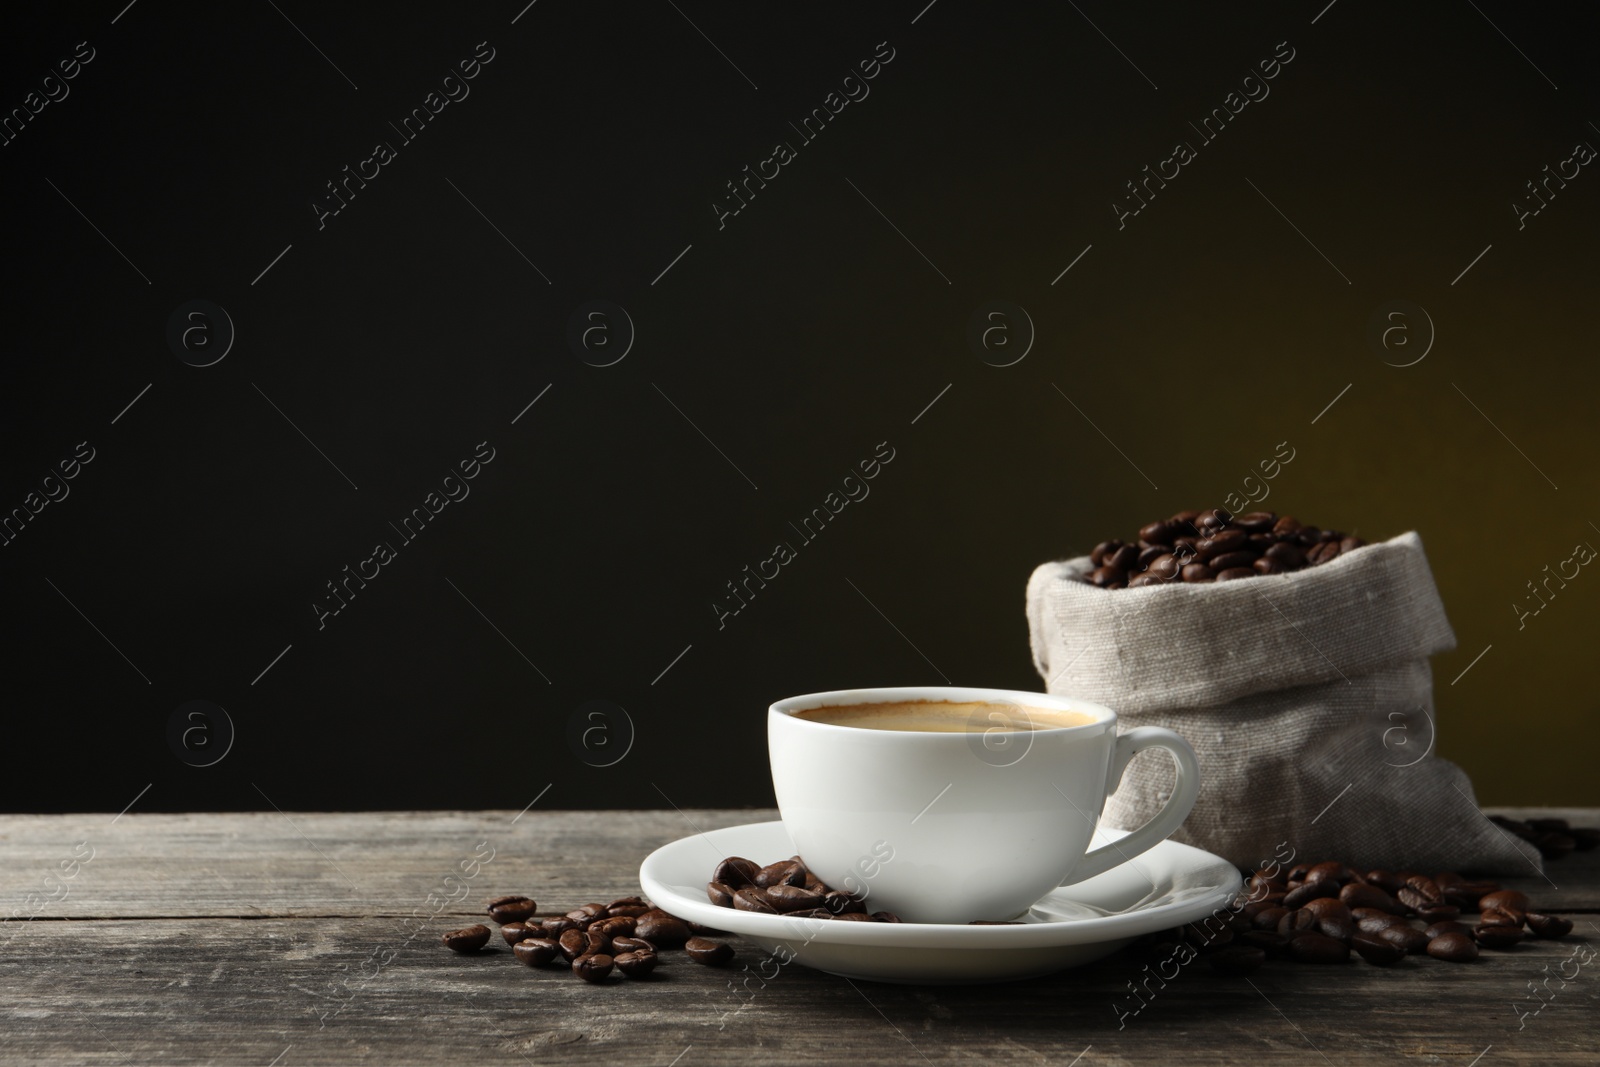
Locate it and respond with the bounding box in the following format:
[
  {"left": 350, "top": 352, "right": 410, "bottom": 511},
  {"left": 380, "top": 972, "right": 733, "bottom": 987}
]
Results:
[{"left": 793, "top": 700, "right": 1094, "bottom": 732}]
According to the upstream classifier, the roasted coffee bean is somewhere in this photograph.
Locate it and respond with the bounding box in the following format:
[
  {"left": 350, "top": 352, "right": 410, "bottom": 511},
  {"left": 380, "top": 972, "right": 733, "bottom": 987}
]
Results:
[
  {"left": 486, "top": 895, "right": 538, "bottom": 924},
  {"left": 1424, "top": 921, "right": 1474, "bottom": 941},
  {"left": 514, "top": 938, "right": 560, "bottom": 966},
  {"left": 1351, "top": 933, "right": 1406, "bottom": 966},
  {"left": 1091, "top": 540, "right": 1118, "bottom": 566},
  {"left": 685, "top": 937, "right": 735, "bottom": 966},
  {"left": 1108, "top": 545, "right": 1140, "bottom": 571},
  {"left": 1306, "top": 861, "right": 1347, "bottom": 885},
  {"left": 707, "top": 882, "right": 735, "bottom": 908},
  {"left": 1198, "top": 508, "right": 1233, "bottom": 531},
  {"left": 1180, "top": 563, "right": 1216, "bottom": 582},
  {"left": 1479, "top": 889, "right": 1529, "bottom": 915},
  {"left": 1306, "top": 905, "right": 1353, "bottom": 941},
  {"left": 686, "top": 921, "right": 727, "bottom": 937},
  {"left": 1147, "top": 554, "right": 1181, "bottom": 580},
  {"left": 501, "top": 921, "right": 538, "bottom": 946},
  {"left": 1253, "top": 906, "right": 1290, "bottom": 931},
  {"left": 613, "top": 950, "right": 657, "bottom": 978},
  {"left": 1277, "top": 909, "right": 1316, "bottom": 936},
  {"left": 1196, "top": 530, "right": 1248, "bottom": 557},
  {"left": 1474, "top": 924, "right": 1525, "bottom": 949},
  {"left": 1136, "top": 545, "right": 1168, "bottom": 569},
  {"left": 1241, "top": 930, "right": 1293, "bottom": 957},
  {"left": 1253, "top": 557, "right": 1287, "bottom": 575},
  {"left": 732, "top": 888, "right": 777, "bottom": 914},
  {"left": 1088, "top": 565, "right": 1127, "bottom": 589},
  {"left": 1340, "top": 884, "right": 1401, "bottom": 913},
  {"left": 1234, "top": 512, "right": 1277, "bottom": 532},
  {"left": 1365, "top": 870, "right": 1406, "bottom": 895},
  {"left": 1262, "top": 542, "right": 1306, "bottom": 568},
  {"left": 1288, "top": 933, "right": 1350, "bottom": 963},
  {"left": 1403, "top": 875, "right": 1443, "bottom": 904},
  {"left": 1284, "top": 880, "right": 1340, "bottom": 907},
  {"left": 1427, "top": 932, "right": 1479, "bottom": 962},
  {"left": 871, "top": 911, "right": 904, "bottom": 924},
  {"left": 1395, "top": 887, "right": 1432, "bottom": 913},
  {"left": 754, "top": 860, "right": 806, "bottom": 889},
  {"left": 1127, "top": 573, "right": 1162, "bottom": 588},
  {"left": 1208, "top": 551, "right": 1258, "bottom": 572},
  {"left": 568, "top": 902, "right": 608, "bottom": 921},
  {"left": 1479, "top": 907, "right": 1523, "bottom": 929},
  {"left": 1444, "top": 882, "right": 1501, "bottom": 908},
  {"left": 1139, "top": 521, "right": 1176, "bottom": 546},
  {"left": 607, "top": 904, "right": 651, "bottom": 919},
  {"left": 541, "top": 916, "right": 578, "bottom": 938},
  {"left": 1379, "top": 924, "right": 1430, "bottom": 953},
  {"left": 590, "top": 916, "right": 636, "bottom": 939},
  {"left": 1207, "top": 946, "right": 1267, "bottom": 976},
  {"left": 1525, "top": 913, "right": 1573, "bottom": 939},
  {"left": 607, "top": 937, "right": 653, "bottom": 955},
  {"left": 607, "top": 895, "right": 647, "bottom": 908},
  {"left": 824, "top": 891, "right": 866, "bottom": 915},
  {"left": 785, "top": 909, "right": 837, "bottom": 921},
  {"left": 1215, "top": 567, "right": 1256, "bottom": 582},
  {"left": 1351, "top": 908, "right": 1393, "bottom": 925},
  {"left": 635, "top": 911, "right": 692, "bottom": 946},
  {"left": 1357, "top": 914, "right": 1405, "bottom": 936},
  {"left": 442, "top": 924, "right": 491, "bottom": 953},
  {"left": 766, "top": 884, "right": 825, "bottom": 913},
  {"left": 830, "top": 912, "right": 876, "bottom": 921},
  {"left": 559, "top": 928, "right": 608, "bottom": 962},
  {"left": 714, "top": 857, "right": 761, "bottom": 888},
  {"left": 571, "top": 953, "right": 615, "bottom": 983}
]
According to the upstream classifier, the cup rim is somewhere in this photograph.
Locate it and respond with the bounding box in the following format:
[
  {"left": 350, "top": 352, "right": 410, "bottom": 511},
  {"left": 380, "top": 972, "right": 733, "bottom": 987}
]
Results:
[{"left": 768, "top": 686, "right": 1115, "bottom": 735}]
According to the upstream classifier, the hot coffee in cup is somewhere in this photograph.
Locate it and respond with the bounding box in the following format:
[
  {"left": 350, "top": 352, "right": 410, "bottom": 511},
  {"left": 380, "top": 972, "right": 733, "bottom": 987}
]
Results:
[{"left": 769, "top": 686, "right": 1200, "bottom": 924}]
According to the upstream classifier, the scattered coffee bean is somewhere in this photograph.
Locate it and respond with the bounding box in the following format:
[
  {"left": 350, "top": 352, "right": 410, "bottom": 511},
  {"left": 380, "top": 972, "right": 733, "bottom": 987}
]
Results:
[
  {"left": 1340, "top": 884, "right": 1401, "bottom": 913},
  {"left": 1378, "top": 924, "right": 1431, "bottom": 954},
  {"left": 685, "top": 937, "right": 735, "bottom": 966},
  {"left": 1489, "top": 816, "right": 1600, "bottom": 860},
  {"left": 442, "top": 925, "right": 491, "bottom": 953},
  {"left": 1525, "top": 913, "right": 1574, "bottom": 939},
  {"left": 1284, "top": 880, "right": 1340, "bottom": 908},
  {"left": 1475, "top": 925, "right": 1525, "bottom": 949},
  {"left": 513, "top": 938, "right": 560, "bottom": 966},
  {"left": 1427, "top": 932, "right": 1479, "bottom": 962},
  {"left": 1351, "top": 933, "right": 1405, "bottom": 966},
  {"left": 613, "top": 950, "right": 657, "bottom": 978},
  {"left": 1478, "top": 889, "right": 1530, "bottom": 915},
  {"left": 541, "top": 916, "right": 578, "bottom": 938},
  {"left": 611, "top": 936, "right": 656, "bottom": 955},
  {"left": 635, "top": 910, "right": 692, "bottom": 946},
  {"left": 501, "top": 921, "right": 537, "bottom": 946},
  {"left": 1479, "top": 907, "right": 1523, "bottom": 928},
  {"left": 486, "top": 895, "right": 538, "bottom": 924},
  {"left": 571, "top": 953, "right": 614, "bottom": 983}
]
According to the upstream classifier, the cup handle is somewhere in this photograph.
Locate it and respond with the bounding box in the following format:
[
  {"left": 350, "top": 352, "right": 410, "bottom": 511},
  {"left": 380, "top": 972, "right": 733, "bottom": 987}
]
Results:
[{"left": 1059, "top": 726, "right": 1201, "bottom": 887}]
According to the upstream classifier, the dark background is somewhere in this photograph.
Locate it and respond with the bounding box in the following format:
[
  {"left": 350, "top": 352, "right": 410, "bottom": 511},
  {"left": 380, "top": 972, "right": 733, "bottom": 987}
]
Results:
[{"left": 3, "top": 1, "right": 1596, "bottom": 814}]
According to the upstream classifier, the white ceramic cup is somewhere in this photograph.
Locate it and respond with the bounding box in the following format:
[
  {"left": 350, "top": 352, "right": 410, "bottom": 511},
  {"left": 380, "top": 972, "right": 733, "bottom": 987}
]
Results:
[{"left": 768, "top": 686, "right": 1200, "bottom": 924}]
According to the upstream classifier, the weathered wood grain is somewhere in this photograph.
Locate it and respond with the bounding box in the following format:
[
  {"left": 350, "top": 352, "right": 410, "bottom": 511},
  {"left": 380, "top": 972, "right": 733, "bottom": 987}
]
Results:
[{"left": 0, "top": 808, "right": 1595, "bottom": 1065}]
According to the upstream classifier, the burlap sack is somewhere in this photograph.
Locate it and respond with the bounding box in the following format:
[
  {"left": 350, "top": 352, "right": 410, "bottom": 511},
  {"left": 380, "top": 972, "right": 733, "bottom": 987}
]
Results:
[{"left": 1026, "top": 532, "right": 1541, "bottom": 876}]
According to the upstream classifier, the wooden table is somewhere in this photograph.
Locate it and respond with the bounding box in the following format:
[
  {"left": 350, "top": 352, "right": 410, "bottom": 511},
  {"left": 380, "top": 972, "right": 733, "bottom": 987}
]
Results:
[{"left": 2, "top": 808, "right": 1595, "bottom": 1065}]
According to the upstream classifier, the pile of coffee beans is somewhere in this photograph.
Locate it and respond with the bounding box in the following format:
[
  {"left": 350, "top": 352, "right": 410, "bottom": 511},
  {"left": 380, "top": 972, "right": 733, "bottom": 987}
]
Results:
[
  {"left": 1082, "top": 509, "right": 1366, "bottom": 589},
  {"left": 1134, "top": 860, "right": 1575, "bottom": 977},
  {"left": 442, "top": 892, "right": 735, "bottom": 983},
  {"left": 707, "top": 855, "right": 906, "bottom": 922},
  {"left": 1489, "top": 814, "right": 1600, "bottom": 861}
]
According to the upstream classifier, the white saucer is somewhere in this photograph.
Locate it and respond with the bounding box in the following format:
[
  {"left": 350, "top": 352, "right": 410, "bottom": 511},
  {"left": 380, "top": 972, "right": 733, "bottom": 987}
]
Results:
[{"left": 638, "top": 820, "right": 1243, "bottom": 984}]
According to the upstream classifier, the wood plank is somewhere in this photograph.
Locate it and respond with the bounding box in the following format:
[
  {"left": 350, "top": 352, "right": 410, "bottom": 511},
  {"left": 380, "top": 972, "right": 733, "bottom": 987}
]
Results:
[{"left": 1, "top": 915, "right": 1595, "bottom": 1065}]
